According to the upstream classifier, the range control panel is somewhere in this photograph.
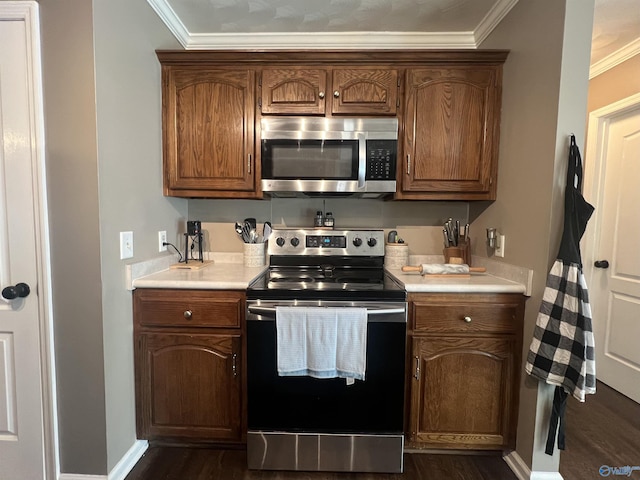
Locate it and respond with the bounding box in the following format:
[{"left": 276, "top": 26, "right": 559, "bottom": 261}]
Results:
[{"left": 268, "top": 229, "right": 385, "bottom": 257}]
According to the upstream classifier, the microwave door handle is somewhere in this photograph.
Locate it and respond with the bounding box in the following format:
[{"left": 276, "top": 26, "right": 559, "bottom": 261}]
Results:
[{"left": 358, "top": 133, "right": 366, "bottom": 189}]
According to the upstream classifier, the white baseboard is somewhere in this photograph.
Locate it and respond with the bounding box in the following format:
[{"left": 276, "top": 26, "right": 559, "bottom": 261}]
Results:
[
  {"left": 108, "top": 440, "right": 148, "bottom": 480},
  {"left": 503, "top": 451, "right": 564, "bottom": 480},
  {"left": 58, "top": 440, "right": 148, "bottom": 480},
  {"left": 531, "top": 473, "right": 564, "bottom": 480},
  {"left": 59, "top": 475, "right": 106, "bottom": 480}
]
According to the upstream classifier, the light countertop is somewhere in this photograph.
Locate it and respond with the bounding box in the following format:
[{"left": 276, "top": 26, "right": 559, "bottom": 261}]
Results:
[
  {"left": 385, "top": 268, "right": 527, "bottom": 294},
  {"left": 131, "top": 261, "right": 267, "bottom": 290},
  {"left": 130, "top": 260, "right": 527, "bottom": 294}
]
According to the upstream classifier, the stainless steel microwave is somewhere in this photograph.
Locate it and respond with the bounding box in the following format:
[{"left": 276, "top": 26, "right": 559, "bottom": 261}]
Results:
[{"left": 261, "top": 117, "right": 398, "bottom": 198}]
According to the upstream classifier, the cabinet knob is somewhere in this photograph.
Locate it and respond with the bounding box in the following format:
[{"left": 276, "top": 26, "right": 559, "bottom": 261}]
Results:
[
  {"left": 318, "top": 91, "right": 325, "bottom": 99},
  {"left": 333, "top": 90, "right": 340, "bottom": 98},
  {"left": 463, "top": 316, "right": 472, "bottom": 323},
  {"left": 184, "top": 310, "right": 193, "bottom": 320}
]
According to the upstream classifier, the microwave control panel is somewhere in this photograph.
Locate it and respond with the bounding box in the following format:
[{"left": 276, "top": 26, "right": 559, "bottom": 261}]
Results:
[{"left": 365, "top": 140, "right": 397, "bottom": 180}]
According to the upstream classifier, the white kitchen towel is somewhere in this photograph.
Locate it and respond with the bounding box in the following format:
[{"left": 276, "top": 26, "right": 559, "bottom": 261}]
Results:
[
  {"left": 275, "top": 307, "right": 368, "bottom": 380},
  {"left": 335, "top": 308, "right": 368, "bottom": 380}
]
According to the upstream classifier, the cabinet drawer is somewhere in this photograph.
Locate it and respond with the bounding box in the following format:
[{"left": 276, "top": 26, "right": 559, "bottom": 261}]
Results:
[
  {"left": 134, "top": 289, "right": 243, "bottom": 328},
  {"left": 412, "top": 302, "right": 517, "bottom": 334}
]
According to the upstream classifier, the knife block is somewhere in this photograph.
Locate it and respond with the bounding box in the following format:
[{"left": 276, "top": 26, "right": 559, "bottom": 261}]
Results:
[{"left": 444, "top": 240, "right": 471, "bottom": 265}]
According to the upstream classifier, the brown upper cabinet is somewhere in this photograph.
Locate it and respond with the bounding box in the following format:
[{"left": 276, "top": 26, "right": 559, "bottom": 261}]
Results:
[
  {"left": 260, "top": 67, "right": 399, "bottom": 116},
  {"left": 397, "top": 66, "right": 503, "bottom": 200},
  {"left": 157, "top": 50, "right": 507, "bottom": 200},
  {"left": 160, "top": 65, "right": 259, "bottom": 198}
]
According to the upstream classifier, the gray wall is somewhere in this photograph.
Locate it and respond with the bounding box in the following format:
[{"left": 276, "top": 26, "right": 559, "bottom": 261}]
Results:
[
  {"left": 39, "top": 0, "right": 107, "bottom": 473},
  {"left": 92, "top": 0, "right": 184, "bottom": 472},
  {"left": 477, "top": 0, "right": 594, "bottom": 472},
  {"left": 40, "top": 0, "right": 184, "bottom": 474}
]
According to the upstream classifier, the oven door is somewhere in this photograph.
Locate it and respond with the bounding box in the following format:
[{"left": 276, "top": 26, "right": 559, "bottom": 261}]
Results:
[{"left": 246, "top": 300, "right": 407, "bottom": 434}]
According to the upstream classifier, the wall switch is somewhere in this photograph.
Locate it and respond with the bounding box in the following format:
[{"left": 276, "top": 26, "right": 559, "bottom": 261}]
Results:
[
  {"left": 120, "top": 231, "right": 134, "bottom": 259},
  {"left": 495, "top": 234, "right": 506, "bottom": 257},
  {"left": 158, "top": 231, "right": 167, "bottom": 252}
]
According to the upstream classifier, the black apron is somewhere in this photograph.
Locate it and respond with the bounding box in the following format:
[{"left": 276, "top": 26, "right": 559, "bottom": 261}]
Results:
[{"left": 525, "top": 135, "right": 596, "bottom": 455}]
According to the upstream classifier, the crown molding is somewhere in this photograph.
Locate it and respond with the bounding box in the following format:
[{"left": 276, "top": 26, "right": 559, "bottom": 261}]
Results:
[
  {"left": 185, "top": 31, "right": 476, "bottom": 50},
  {"left": 146, "top": 0, "right": 190, "bottom": 46},
  {"left": 590, "top": 37, "right": 640, "bottom": 79},
  {"left": 147, "top": 0, "right": 519, "bottom": 50},
  {"left": 474, "top": 0, "right": 519, "bottom": 46}
]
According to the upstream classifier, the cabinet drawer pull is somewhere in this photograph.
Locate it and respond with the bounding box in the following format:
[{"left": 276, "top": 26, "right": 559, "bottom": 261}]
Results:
[
  {"left": 232, "top": 352, "right": 238, "bottom": 377},
  {"left": 318, "top": 91, "right": 325, "bottom": 99},
  {"left": 333, "top": 90, "right": 340, "bottom": 98},
  {"left": 414, "top": 355, "right": 420, "bottom": 380},
  {"left": 406, "top": 154, "right": 411, "bottom": 175},
  {"left": 463, "top": 316, "right": 472, "bottom": 323},
  {"left": 183, "top": 310, "right": 192, "bottom": 320},
  {"left": 248, "top": 154, "right": 252, "bottom": 174}
]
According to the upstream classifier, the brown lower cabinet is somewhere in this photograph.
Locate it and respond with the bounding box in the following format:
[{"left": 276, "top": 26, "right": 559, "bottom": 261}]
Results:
[
  {"left": 134, "top": 288, "right": 245, "bottom": 443},
  {"left": 406, "top": 293, "right": 525, "bottom": 450},
  {"left": 133, "top": 287, "right": 524, "bottom": 451}
]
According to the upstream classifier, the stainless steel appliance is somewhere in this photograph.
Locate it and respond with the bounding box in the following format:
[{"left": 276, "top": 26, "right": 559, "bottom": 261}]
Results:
[
  {"left": 261, "top": 117, "right": 398, "bottom": 198},
  {"left": 246, "top": 228, "right": 407, "bottom": 473}
]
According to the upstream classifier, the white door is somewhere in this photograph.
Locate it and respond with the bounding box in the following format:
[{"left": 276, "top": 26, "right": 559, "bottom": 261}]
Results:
[
  {"left": 584, "top": 94, "right": 640, "bottom": 404},
  {"left": 0, "top": 3, "right": 52, "bottom": 480}
]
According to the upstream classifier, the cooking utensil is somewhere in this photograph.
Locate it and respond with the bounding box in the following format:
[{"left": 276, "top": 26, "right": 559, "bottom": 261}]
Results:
[
  {"left": 244, "top": 217, "right": 257, "bottom": 230},
  {"left": 263, "top": 221, "right": 272, "bottom": 241},
  {"left": 401, "top": 264, "right": 486, "bottom": 275}
]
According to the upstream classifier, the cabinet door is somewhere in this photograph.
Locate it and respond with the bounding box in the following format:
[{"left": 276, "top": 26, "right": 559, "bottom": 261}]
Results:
[
  {"left": 261, "top": 68, "right": 327, "bottom": 115},
  {"left": 331, "top": 68, "right": 398, "bottom": 115},
  {"left": 409, "top": 335, "right": 514, "bottom": 449},
  {"left": 136, "top": 332, "right": 242, "bottom": 441},
  {"left": 163, "top": 67, "right": 257, "bottom": 197},
  {"left": 400, "top": 67, "right": 501, "bottom": 200}
]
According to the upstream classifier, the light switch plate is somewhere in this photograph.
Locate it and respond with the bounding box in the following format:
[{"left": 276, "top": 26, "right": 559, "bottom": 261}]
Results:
[{"left": 120, "top": 231, "right": 133, "bottom": 259}]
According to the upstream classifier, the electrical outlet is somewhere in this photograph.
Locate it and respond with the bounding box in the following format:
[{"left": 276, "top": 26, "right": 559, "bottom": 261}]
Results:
[
  {"left": 158, "top": 231, "right": 167, "bottom": 252},
  {"left": 120, "top": 231, "right": 133, "bottom": 259},
  {"left": 495, "top": 234, "right": 506, "bottom": 257}
]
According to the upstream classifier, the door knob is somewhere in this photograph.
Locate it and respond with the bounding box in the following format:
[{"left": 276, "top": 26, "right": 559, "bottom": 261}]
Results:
[
  {"left": 594, "top": 260, "right": 609, "bottom": 269},
  {"left": 2, "top": 282, "right": 31, "bottom": 300}
]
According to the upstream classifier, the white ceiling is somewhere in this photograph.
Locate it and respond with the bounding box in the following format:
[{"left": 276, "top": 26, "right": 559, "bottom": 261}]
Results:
[{"left": 149, "top": 0, "right": 640, "bottom": 72}]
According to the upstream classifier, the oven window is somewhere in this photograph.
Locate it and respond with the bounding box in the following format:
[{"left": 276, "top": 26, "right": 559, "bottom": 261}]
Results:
[
  {"left": 262, "top": 139, "right": 358, "bottom": 179},
  {"left": 247, "top": 320, "right": 406, "bottom": 434}
]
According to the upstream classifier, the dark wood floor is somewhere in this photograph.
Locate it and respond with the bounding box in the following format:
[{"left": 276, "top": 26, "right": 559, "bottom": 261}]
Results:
[
  {"left": 124, "top": 448, "right": 517, "bottom": 480},
  {"left": 560, "top": 381, "right": 640, "bottom": 480},
  {"left": 125, "top": 381, "right": 640, "bottom": 480}
]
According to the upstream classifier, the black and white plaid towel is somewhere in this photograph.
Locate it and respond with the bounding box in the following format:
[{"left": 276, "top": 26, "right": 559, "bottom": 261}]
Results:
[{"left": 525, "top": 259, "right": 596, "bottom": 402}]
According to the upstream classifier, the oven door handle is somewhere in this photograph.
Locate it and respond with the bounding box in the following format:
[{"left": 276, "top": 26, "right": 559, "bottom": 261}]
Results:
[{"left": 247, "top": 306, "right": 405, "bottom": 316}]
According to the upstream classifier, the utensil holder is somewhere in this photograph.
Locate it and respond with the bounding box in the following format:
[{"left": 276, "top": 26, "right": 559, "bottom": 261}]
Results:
[
  {"left": 385, "top": 243, "right": 409, "bottom": 269},
  {"left": 444, "top": 241, "right": 471, "bottom": 265},
  {"left": 243, "top": 242, "right": 265, "bottom": 267}
]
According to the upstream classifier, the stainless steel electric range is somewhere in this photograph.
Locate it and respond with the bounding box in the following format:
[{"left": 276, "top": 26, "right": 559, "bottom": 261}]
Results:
[{"left": 246, "top": 228, "right": 407, "bottom": 473}]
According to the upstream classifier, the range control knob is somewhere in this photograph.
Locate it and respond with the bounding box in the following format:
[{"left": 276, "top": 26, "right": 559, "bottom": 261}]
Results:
[
  {"left": 290, "top": 237, "right": 300, "bottom": 247},
  {"left": 352, "top": 237, "right": 363, "bottom": 247},
  {"left": 276, "top": 237, "right": 285, "bottom": 247},
  {"left": 367, "top": 238, "right": 377, "bottom": 247}
]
